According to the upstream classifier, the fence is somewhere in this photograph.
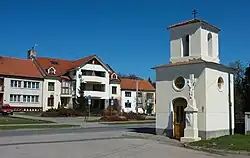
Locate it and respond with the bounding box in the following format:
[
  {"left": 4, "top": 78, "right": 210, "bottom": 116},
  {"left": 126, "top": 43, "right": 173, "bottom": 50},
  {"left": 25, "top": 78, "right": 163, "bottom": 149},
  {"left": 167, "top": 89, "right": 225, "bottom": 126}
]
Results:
[
  {"left": 235, "top": 112, "right": 245, "bottom": 134},
  {"left": 245, "top": 112, "right": 250, "bottom": 134}
]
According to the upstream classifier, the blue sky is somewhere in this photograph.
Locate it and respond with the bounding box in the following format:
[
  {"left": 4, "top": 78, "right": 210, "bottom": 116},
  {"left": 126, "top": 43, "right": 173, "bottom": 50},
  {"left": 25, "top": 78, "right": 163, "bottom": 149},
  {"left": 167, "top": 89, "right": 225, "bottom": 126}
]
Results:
[{"left": 0, "top": 0, "right": 249, "bottom": 80}]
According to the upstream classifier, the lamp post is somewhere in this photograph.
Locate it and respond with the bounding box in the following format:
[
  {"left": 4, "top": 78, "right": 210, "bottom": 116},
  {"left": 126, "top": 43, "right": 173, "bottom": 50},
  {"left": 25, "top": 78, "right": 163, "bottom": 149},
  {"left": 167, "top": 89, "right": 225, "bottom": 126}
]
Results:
[
  {"left": 87, "top": 95, "right": 91, "bottom": 119},
  {"left": 110, "top": 96, "right": 114, "bottom": 116}
]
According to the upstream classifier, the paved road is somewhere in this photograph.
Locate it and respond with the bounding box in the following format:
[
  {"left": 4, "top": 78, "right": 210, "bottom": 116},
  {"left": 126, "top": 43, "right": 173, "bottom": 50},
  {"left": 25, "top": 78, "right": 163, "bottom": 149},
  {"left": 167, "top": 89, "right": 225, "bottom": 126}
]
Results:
[
  {"left": 0, "top": 131, "right": 247, "bottom": 158},
  {"left": 0, "top": 123, "right": 155, "bottom": 137}
]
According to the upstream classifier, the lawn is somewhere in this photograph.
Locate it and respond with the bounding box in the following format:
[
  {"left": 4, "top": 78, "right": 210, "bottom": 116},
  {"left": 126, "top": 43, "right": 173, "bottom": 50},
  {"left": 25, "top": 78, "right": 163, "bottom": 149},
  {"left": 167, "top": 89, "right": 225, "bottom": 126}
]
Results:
[
  {"left": 0, "top": 124, "right": 79, "bottom": 130},
  {"left": 189, "top": 134, "right": 250, "bottom": 152},
  {"left": 0, "top": 116, "right": 54, "bottom": 124}
]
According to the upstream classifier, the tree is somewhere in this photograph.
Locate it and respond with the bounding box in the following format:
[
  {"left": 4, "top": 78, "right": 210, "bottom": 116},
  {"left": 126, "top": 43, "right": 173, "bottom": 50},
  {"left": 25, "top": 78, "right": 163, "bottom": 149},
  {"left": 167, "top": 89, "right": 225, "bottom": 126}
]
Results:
[
  {"left": 73, "top": 83, "right": 87, "bottom": 112},
  {"left": 229, "top": 60, "right": 245, "bottom": 113},
  {"left": 118, "top": 73, "right": 143, "bottom": 80},
  {"left": 243, "top": 65, "right": 250, "bottom": 112}
]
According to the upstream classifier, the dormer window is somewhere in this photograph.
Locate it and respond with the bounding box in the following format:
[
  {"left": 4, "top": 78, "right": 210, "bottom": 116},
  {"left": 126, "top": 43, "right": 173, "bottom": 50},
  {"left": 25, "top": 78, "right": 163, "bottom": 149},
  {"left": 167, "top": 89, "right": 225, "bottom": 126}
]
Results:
[{"left": 48, "top": 67, "right": 56, "bottom": 75}]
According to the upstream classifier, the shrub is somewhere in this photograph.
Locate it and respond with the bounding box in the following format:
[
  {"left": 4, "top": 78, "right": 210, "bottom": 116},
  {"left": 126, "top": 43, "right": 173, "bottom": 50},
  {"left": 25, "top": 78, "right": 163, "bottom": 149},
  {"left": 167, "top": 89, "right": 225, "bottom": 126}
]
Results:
[
  {"left": 103, "top": 107, "right": 119, "bottom": 116},
  {"left": 41, "top": 108, "right": 85, "bottom": 117},
  {"left": 146, "top": 103, "right": 154, "bottom": 115},
  {"left": 122, "top": 112, "right": 146, "bottom": 120},
  {"left": 99, "top": 115, "right": 128, "bottom": 122}
]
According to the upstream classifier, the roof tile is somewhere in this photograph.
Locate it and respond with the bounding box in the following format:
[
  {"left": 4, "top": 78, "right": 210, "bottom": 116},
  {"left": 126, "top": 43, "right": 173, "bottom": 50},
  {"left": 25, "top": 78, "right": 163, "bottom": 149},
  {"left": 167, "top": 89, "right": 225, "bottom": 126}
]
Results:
[
  {"left": 0, "top": 56, "right": 43, "bottom": 78},
  {"left": 120, "top": 78, "right": 155, "bottom": 91}
]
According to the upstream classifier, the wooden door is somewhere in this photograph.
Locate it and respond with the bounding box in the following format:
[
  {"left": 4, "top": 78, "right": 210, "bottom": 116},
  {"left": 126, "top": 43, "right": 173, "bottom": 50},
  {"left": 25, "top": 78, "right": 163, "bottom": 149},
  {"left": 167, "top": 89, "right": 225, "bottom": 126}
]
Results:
[{"left": 174, "top": 103, "right": 186, "bottom": 139}]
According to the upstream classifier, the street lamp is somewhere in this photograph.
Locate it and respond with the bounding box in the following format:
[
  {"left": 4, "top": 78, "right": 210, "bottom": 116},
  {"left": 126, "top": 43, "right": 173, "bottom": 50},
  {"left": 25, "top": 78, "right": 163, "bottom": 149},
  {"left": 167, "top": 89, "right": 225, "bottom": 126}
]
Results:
[
  {"left": 110, "top": 96, "right": 114, "bottom": 116},
  {"left": 111, "top": 96, "right": 114, "bottom": 106},
  {"left": 87, "top": 95, "right": 91, "bottom": 118}
]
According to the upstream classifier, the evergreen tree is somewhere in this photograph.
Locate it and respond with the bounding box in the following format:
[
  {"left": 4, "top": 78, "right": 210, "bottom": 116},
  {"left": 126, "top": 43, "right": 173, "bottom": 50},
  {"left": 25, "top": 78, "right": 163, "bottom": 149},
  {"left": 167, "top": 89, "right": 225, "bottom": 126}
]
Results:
[{"left": 74, "top": 83, "right": 87, "bottom": 112}]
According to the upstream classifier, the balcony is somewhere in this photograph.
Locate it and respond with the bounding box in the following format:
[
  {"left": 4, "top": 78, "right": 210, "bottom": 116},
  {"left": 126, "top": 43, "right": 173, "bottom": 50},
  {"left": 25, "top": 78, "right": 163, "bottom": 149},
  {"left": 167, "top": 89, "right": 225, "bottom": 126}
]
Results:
[
  {"left": 61, "top": 87, "right": 72, "bottom": 96},
  {"left": 61, "top": 81, "right": 71, "bottom": 96},
  {"left": 84, "top": 91, "right": 107, "bottom": 98},
  {"left": 81, "top": 83, "right": 107, "bottom": 98},
  {"left": 81, "top": 70, "right": 107, "bottom": 83}
]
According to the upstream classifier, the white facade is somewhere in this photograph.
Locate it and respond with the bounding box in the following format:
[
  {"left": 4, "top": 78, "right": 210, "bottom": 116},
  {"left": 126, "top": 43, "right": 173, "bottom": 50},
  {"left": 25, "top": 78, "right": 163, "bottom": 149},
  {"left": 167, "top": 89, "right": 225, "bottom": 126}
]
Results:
[
  {"left": 155, "top": 19, "right": 234, "bottom": 140},
  {"left": 121, "top": 90, "right": 137, "bottom": 113},
  {"left": 121, "top": 90, "right": 156, "bottom": 113},
  {"left": 42, "top": 78, "right": 61, "bottom": 111},
  {"left": 74, "top": 63, "right": 110, "bottom": 100},
  {"left": 110, "top": 83, "right": 121, "bottom": 101},
  {"left": 155, "top": 64, "right": 234, "bottom": 139},
  {"left": 169, "top": 22, "right": 219, "bottom": 64},
  {"left": 2, "top": 77, "right": 43, "bottom": 111}
]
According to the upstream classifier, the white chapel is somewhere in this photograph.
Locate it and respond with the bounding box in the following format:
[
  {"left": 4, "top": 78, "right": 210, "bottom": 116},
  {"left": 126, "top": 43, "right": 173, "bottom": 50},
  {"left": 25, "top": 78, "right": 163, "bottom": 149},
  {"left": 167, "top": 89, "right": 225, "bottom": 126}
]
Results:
[{"left": 153, "top": 18, "right": 235, "bottom": 142}]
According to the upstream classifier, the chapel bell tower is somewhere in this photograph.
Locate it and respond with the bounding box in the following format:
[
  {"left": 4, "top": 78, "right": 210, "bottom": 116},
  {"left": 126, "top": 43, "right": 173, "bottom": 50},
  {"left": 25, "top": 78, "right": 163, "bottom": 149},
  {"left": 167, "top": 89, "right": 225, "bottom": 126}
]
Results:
[{"left": 168, "top": 17, "right": 220, "bottom": 64}]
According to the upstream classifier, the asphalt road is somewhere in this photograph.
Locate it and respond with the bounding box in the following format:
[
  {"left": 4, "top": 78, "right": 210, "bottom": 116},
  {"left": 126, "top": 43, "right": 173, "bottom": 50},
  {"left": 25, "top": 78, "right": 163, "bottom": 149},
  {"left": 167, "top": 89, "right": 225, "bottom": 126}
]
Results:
[{"left": 0, "top": 123, "right": 155, "bottom": 137}]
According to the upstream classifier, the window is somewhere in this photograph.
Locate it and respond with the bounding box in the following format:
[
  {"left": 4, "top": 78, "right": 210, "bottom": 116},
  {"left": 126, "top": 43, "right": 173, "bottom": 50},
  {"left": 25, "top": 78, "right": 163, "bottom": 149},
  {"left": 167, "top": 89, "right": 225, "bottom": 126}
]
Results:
[
  {"left": 35, "top": 96, "right": 39, "bottom": 102},
  {"left": 50, "top": 60, "right": 59, "bottom": 65},
  {"left": 208, "top": 33, "right": 213, "bottom": 57},
  {"left": 125, "top": 100, "right": 131, "bottom": 108},
  {"left": 217, "top": 77, "right": 224, "bottom": 91},
  {"left": 48, "top": 95, "right": 54, "bottom": 106},
  {"left": 24, "top": 81, "right": 39, "bottom": 89},
  {"left": 32, "top": 82, "right": 36, "bottom": 89},
  {"left": 10, "top": 94, "right": 21, "bottom": 102},
  {"left": 112, "top": 86, "right": 117, "bottom": 94},
  {"left": 173, "top": 76, "right": 185, "bottom": 90},
  {"left": 24, "top": 81, "right": 27, "bottom": 88},
  {"left": 183, "top": 35, "right": 189, "bottom": 56},
  {"left": 111, "top": 73, "right": 117, "bottom": 79},
  {"left": 48, "top": 67, "right": 56, "bottom": 75},
  {"left": 28, "top": 82, "right": 31, "bottom": 88},
  {"left": 125, "top": 91, "right": 131, "bottom": 97},
  {"left": 35, "top": 82, "right": 39, "bottom": 89},
  {"left": 137, "top": 92, "right": 142, "bottom": 97},
  {"left": 146, "top": 93, "right": 154, "bottom": 99},
  {"left": 10, "top": 80, "right": 21, "bottom": 88},
  {"left": 23, "top": 95, "right": 39, "bottom": 103},
  {"left": 31, "top": 96, "right": 35, "bottom": 102},
  {"left": 48, "top": 82, "right": 55, "bottom": 91}
]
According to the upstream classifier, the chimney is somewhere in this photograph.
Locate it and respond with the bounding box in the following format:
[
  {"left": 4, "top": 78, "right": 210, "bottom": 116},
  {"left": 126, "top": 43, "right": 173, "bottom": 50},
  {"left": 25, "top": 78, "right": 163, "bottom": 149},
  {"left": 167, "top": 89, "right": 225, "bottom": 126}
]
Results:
[{"left": 27, "top": 48, "right": 36, "bottom": 60}]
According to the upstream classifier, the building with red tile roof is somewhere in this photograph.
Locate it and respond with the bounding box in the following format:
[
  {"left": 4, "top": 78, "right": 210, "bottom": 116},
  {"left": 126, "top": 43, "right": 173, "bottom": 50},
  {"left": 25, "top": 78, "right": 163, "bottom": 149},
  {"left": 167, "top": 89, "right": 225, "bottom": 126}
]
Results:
[
  {"left": 120, "top": 78, "right": 155, "bottom": 114},
  {"left": 0, "top": 56, "right": 44, "bottom": 111}
]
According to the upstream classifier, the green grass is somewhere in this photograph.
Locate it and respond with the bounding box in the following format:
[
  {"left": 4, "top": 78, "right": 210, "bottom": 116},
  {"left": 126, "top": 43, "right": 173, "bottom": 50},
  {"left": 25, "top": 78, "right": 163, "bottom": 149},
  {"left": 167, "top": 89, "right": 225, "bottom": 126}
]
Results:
[
  {"left": 189, "top": 134, "right": 250, "bottom": 152},
  {"left": 0, "top": 124, "right": 79, "bottom": 130},
  {"left": 0, "top": 116, "right": 54, "bottom": 124}
]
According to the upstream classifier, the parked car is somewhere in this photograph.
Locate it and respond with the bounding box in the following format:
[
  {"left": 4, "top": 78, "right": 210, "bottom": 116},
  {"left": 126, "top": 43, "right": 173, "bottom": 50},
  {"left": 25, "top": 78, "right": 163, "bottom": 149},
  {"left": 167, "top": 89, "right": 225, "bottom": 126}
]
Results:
[{"left": 0, "top": 104, "right": 13, "bottom": 115}]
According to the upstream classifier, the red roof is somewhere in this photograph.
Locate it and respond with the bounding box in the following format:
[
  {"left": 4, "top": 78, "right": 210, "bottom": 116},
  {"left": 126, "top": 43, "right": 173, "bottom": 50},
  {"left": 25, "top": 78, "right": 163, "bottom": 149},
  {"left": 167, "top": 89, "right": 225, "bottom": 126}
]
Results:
[
  {"left": 0, "top": 56, "right": 43, "bottom": 78},
  {"left": 35, "top": 55, "right": 95, "bottom": 77},
  {"left": 120, "top": 78, "right": 155, "bottom": 91},
  {"left": 168, "top": 19, "right": 220, "bottom": 31}
]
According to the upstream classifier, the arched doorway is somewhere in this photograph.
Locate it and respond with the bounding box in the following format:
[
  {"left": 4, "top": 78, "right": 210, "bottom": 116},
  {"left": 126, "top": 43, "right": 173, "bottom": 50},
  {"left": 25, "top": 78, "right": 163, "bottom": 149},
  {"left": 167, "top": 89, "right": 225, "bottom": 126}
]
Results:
[{"left": 173, "top": 97, "right": 187, "bottom": 139}]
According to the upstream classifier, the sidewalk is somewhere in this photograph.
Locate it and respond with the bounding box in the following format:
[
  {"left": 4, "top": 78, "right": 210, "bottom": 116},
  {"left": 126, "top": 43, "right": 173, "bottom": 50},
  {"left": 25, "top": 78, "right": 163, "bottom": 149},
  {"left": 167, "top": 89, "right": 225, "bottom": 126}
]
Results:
[{"left": 12, "top": 114, "right": 109, "bottom": 128}]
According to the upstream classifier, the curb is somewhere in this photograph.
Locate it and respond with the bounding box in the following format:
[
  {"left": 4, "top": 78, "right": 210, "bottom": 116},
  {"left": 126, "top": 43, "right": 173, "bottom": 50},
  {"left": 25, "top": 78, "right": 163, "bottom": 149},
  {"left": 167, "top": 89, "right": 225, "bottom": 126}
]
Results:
[
  {"left": 0, "top": 125, "right": 81, "bottom": 132},
  {"left": 100, "top": 121, "right": 155, "bottom": 124},
  {"left": 183, "top": 144, "right": 250, "bottom": 156},
  {"left": 121, "top": 132, "right": 183, "bottom": 147}
]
